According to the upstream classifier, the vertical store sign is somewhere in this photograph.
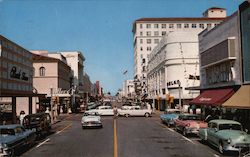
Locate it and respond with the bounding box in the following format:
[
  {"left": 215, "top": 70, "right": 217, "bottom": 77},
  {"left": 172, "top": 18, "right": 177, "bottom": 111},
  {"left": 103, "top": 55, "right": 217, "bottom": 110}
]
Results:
[{"left": 240, "top": 1, "right": 250, "bottom": 83}]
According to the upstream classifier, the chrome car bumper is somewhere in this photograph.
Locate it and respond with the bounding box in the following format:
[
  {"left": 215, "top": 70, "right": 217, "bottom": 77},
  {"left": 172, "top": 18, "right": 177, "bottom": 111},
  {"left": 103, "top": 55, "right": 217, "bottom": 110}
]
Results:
[
  {"left": 224, "top": 143, "right": 250, "bottom": 152},
  {"left": 82, "top": 122, "right": 102, "bottom": 128}
]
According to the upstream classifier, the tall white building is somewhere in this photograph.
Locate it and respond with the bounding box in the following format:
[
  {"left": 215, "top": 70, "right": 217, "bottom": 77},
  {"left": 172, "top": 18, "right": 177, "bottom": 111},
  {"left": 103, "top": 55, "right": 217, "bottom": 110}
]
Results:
[
  {"left": 132, "top": 7, "right": 227, "bottom": 98},
  {"left": 122, "top": 80, "right": 135, "bottom": 98}
]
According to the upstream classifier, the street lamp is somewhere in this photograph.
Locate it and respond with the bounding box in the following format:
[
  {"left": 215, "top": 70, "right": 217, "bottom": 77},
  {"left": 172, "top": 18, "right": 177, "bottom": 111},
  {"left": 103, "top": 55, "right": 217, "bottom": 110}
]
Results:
[
  {"left": 50, "top": 86, "right": 54, "bottom": 123},
  {"left": 177, "top": 80, "right": 182, "bottom": 108}
]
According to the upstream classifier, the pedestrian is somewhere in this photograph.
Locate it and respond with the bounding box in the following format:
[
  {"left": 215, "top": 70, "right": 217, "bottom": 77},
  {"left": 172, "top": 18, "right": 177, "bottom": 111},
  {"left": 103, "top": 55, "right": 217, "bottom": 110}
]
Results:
[
  {"left": 19, "top": 110, "right": 26, "bottom": 125},
  {"left": 113, "top": 105, "right": 118, "bottom": 118}
]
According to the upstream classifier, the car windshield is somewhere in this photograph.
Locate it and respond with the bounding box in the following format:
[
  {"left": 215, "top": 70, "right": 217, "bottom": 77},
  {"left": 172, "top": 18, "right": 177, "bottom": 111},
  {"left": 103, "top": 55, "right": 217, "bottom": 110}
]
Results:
[
  {"left": 182, "top": 115, "right": 200, "bottom": 120},
  {"left": 84, "top": 112, "right": 99, "bottom": 116},
  {"left": 0, "top": 128, "right": 15, "bottom": 135},
  {"left": 219, "top": 124, "right": 242, "bottom": 131}
]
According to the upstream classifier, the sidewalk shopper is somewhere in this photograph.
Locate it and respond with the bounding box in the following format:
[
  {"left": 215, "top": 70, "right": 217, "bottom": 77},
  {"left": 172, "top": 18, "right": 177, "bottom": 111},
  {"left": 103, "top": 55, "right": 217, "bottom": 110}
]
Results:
[{"left": 19, "top": 110, "right": 26, "bottom": 125}]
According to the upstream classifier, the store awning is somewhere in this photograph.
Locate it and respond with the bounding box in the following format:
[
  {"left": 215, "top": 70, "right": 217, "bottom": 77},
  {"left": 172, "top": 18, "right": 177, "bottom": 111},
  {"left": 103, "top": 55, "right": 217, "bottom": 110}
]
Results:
[
  {"left": 222, "top": 85, "right": 250, "bottom": 109},
  {"left": 190, "top": 88, "right": 235, "bottom": 106}
]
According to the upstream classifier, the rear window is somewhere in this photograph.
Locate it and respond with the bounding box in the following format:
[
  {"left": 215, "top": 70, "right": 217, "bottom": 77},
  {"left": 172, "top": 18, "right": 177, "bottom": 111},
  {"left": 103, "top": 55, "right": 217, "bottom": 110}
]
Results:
[
  {"left": 219, "top": 124, "right": 242, "bottom": 131},
  {"left": 0, "top": 128, "right": 15, "bottom": 135}
]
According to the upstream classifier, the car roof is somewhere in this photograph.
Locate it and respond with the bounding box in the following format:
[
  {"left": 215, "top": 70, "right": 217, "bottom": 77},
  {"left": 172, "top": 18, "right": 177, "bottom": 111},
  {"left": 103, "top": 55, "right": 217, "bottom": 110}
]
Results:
[
  {"left": 209, "top": 119, "right": 241, "bottom": 125},
  {"left": 0, "top": 124, "right": 21, "bottom": 129}
]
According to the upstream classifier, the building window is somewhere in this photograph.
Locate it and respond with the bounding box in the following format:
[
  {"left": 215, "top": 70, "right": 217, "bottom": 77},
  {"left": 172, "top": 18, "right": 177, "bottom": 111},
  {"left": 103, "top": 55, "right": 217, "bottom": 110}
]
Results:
[
  {"left": 142, "top": 58, "right": 146, "bottom": 63},
  {"left": 177, "top": 24, "right": 182, "bottom": 28},
  {"left": 39, "top": 67, "right": 45, "bottom": 76},
  {"left": 154, "top": 31, "right": 159, "bottom": 36},
  {"left": 169, "top": 24, "right": 174, "bottom": 28},
  {"left": 207, "top": 23, "right": 212, "bottom": 28},
  {"left": 140, "top": 32, "right": 143, "bottom": 36},
  {"left": 147, "top": 39, "right": 151, "bottom": 44},
  {"left": 199, "top": 23, "right": 204, "bottom": 29},
  {"left": 154, "top": 39, "right": 159, "bottom": 44},
  {"left": 162, "top": 31, "right": 166, "bottom": 35},
  {"left": 146, "top": 24, "right": 151, "bottom": 28},
  {"left": 162, "top": 24, "right": 166, "bottom": 28},
  {"left": 147, "top": 47, "right": 151, "bottom": 51},
  {"left": 140, "top": 24, "right": 143, "bottom": 29},
  {"left": 146, "top": 31, "right": 151, "bottom": 36},
  {"left": 140, "top": 39, "right": 143, "bottom": 44},
  {"left": 192, "top": 23, "right": 197, "bottom": 28},
  {"left": 154, "top": 24, "right": 159, "bottom": 28},
  {"left": 140, "top": 47, "right": 143, "bottom": 51},
  {"left": 184, "top": 23, "right": 189, "bottom": 28}
]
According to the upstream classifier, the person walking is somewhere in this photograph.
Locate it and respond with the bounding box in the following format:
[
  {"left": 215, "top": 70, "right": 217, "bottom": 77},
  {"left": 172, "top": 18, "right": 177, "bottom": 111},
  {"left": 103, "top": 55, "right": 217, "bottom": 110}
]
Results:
[
  {"left": 113, "top": 105, "right": 118, "bottom": 118},
  {"left": 19, "top": 111, "right": 26, "bottom": 125}
]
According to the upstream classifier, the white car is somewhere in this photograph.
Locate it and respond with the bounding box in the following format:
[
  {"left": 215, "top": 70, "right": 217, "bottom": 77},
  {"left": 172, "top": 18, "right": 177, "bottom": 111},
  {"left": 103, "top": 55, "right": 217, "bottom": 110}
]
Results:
[
  {"left": 81, "top": 112, "right": 102, "bottom": 129},
  {"left": 119, "top": 106, "right": 152, "bottom": 117},
  {"left": 85, "top": 106, "right": 114, "bottom": 116}
]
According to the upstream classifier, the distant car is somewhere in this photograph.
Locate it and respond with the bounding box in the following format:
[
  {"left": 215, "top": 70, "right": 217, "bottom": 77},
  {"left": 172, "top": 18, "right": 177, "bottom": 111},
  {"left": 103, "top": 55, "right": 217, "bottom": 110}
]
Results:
[
  {"left": 160, "top": 109, "right": 181, "bottom": 127},
  {"left": 85, "top": 106, "right": 114, "bottom": 116},
  {"left": 174, "top": 114, "right": 207, "bottom": 136},
  {"left": 81, "top": 112, "right": 102, "bottom": 129},
  {"left": 118, "top": 106, "right": 152, "bottom": 117},
  {"left": 199, "top": 119, "right": 250, "bottom": 154},
  {"left": 0, "top": 124, "right": 36, "bottom": 156}
]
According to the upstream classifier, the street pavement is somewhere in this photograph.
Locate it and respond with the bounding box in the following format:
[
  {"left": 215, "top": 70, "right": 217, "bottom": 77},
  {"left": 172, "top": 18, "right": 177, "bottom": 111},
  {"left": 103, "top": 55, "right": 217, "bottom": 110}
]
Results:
[{"left": 20, "top": 110, "right": 241, "bottom": 157}]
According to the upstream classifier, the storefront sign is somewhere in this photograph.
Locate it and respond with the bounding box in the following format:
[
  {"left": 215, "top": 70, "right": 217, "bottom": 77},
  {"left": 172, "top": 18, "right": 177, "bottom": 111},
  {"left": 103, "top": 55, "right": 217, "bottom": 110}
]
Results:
[
  {"left": 10, "top": 66, "right": 29, "bottom": 81},
  {"left": 167, "top": 80, "right": 180, "bottom": 87}
]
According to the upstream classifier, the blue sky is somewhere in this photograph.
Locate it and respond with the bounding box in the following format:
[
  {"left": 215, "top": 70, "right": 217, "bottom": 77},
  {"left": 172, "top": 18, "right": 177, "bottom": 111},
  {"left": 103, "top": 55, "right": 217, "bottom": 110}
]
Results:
[{"left": 0, "top": 0, "right": 244, "bottom": 95}]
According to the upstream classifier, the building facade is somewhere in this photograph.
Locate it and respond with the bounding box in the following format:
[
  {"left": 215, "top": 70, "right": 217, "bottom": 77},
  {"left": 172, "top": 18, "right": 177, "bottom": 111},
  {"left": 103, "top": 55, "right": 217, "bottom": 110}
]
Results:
[
  {"left": 122, "top": 79, "right": 135, "bottom": 99},
  {"left": 191, "top": 1, "right": 250, "bottom": 130},
  {"left": 132, "top": 7, "right": 226, "bottom": 98},
  {"left": 0, "top": 35, "right": 40, "bottom": 124},
  {"left": 147, "top": 31, "right": 200, "bottom": 110},
  {"left": 32, "top": 52, "right": 72, "bottom": 114}
]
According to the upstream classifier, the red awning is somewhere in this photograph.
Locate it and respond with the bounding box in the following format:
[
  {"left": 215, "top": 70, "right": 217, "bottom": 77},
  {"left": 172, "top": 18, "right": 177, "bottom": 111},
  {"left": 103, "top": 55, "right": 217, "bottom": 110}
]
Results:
[{"left": 190, "top": 88, "right": 235, "bottom": 106}]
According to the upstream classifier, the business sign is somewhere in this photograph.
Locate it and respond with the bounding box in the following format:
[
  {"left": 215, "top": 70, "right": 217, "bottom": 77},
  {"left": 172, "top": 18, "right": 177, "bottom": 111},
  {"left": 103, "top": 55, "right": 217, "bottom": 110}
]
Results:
[{"left": 240, "top": 1, "right": 250, "bottom": 83}]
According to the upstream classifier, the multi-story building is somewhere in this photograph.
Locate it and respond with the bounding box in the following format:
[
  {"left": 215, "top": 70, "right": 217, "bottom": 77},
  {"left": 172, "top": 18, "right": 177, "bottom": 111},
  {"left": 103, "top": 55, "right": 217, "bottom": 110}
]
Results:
[
  {"left": 32, "top": 51, "right": 72, "bottom": 114},
  {"left": 122, "top": 79, "right": 135, "bottom": 99},
  {"left": 190, "top": 1, "right": 250, "bottom": 130},
  {"left": 132, "top": 7, "right": 226, "bottom": 98},
  {"left": 147, "top": 31, "right": 201, "bottom": 110},
  {"left": 0, "top": 35, "right": 41, "bottom": 123}
]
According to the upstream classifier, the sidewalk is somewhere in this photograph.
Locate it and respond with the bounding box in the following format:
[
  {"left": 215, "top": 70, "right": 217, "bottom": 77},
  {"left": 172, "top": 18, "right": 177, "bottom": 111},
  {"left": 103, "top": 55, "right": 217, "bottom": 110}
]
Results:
[{"left": 153, "top": 109, "right": 164, "bottom": 116}]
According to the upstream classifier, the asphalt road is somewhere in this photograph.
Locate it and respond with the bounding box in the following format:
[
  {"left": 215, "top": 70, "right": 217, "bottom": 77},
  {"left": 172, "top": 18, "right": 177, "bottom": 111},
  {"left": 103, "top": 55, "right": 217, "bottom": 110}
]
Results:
[{"left": 21, "top": 113, "right": 240, "bottom": 157}]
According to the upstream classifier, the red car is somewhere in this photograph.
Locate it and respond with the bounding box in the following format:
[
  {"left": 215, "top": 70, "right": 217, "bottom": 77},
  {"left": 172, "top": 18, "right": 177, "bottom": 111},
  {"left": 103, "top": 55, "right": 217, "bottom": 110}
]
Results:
[{"left": 174, "top": 114, "right": 207, "bottom": 136}]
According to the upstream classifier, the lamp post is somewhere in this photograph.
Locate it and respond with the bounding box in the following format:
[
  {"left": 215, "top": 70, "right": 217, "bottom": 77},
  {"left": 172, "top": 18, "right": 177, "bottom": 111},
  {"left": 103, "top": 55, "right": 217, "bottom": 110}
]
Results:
[
  {"left": 177, "top": 80, "right": 182, "bottom": 108},
  {"left": 50, "top": 86, "right": 54, "bottom": 123}
]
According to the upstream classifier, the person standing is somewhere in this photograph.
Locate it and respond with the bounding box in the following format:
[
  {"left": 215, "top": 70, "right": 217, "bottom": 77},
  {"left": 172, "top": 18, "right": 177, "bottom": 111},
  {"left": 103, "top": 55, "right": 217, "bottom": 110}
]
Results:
[
  {"left": 19, "top": 111, "right": 26, "bottom": 125},
  {"left": 113, "top": 106, "right": 118, "bottom": 118}
]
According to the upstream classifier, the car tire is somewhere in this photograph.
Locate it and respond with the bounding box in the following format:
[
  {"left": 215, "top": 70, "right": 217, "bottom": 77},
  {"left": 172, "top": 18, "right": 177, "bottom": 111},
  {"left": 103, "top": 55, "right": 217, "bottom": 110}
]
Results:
[
  {"left": 183, "top": 128, "right": 187, "bottom": 136},
  {"left": 145, "top": 113, "right": 150, "bottom": 117},
  {"left": 219, "top": 142, "right": 224, "bottom": 154},
  {"left": 125, "top": 114, "right": 129, "bottom": 118}
]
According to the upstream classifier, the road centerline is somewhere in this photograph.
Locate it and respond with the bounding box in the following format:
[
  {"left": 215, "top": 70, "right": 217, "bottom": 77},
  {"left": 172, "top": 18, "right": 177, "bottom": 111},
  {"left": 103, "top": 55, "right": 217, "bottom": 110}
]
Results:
[{"left": 114, "top": 118, "right": 118, "bottom": 157}]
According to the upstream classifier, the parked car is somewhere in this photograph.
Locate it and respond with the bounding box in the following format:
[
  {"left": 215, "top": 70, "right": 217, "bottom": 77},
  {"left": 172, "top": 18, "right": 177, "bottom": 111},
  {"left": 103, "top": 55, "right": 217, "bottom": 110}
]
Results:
[
  {"left": 160, "top": 109, "right": 181, "bottom": 127},
  {"left": 121, "top": 103, "right": 140, "bottom": 110},
  {"left": 81, "top": 112, "right": 102, "bottom": 129},
  {"left": 174, "top": 114, "right": 207, "bottom": 136},
  {"left": 23, "top": 112, "right": 51, "bottom": 137},
  {"left": 85, "top": 105, "right": 115, "bottom": 116},
  {"left": 0, "top": 124, "right": 36, "bottom": 156},
  {"left": 199, "top": 119, "right": 250, "bottom": 154},
  {"left": 118, "top": 106, "right": 152, "bottom": 117}
]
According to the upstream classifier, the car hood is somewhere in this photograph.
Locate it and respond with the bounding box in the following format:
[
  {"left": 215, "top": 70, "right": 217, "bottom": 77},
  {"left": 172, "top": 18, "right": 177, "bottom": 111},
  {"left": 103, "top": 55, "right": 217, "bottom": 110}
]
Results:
[
  {"left": 184, "top": 120, "right": 207, "bottom": 128},
  {"left": 217, "top": 130, "right": 250, "bottom": 143},
  {"left": 0, "top": 135, "right": 18, "bottom": 145}
]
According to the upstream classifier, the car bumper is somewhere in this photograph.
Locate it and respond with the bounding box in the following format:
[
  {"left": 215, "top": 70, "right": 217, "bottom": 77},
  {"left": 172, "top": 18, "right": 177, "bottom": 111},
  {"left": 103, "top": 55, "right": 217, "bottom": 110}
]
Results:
[
  {"left": 185, "top": 128, "right": 199, "bottom": 134},
  {"left": 224, "top": 143, "right": 250, "bottom": 152},
  {"left": 82, "top": 123, "right": 102, "bottom": 128}
]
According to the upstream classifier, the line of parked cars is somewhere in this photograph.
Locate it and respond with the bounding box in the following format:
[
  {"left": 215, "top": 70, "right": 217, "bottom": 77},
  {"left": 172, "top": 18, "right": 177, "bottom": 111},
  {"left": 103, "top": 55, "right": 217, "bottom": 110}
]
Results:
[
  {"left": 160, "top": 109, "right": 250, "bottom": 155},
  {"left": 0, "top": 112, "right": 52, "bottom": 156}
]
